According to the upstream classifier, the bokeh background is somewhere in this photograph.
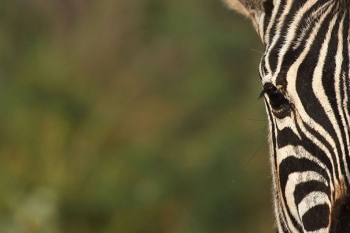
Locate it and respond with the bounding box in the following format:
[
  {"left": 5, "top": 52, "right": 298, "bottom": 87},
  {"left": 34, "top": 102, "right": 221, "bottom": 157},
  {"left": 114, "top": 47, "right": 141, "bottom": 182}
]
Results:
[{"left": 0, "top": 1, "right": 273, "bottom": 232}]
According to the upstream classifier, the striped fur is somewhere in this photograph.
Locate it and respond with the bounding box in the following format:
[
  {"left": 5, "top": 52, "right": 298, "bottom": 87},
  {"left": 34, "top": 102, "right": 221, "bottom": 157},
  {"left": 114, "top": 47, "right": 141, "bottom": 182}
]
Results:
[{"left": 226, "top": 1, "right": 350, "bottom": 232}]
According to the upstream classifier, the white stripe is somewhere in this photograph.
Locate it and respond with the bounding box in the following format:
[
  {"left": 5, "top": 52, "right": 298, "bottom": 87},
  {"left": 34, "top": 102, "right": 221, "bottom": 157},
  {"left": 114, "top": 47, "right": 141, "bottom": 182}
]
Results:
[{"left": 298, "top": 191, "right": 330, "bottom": 218}]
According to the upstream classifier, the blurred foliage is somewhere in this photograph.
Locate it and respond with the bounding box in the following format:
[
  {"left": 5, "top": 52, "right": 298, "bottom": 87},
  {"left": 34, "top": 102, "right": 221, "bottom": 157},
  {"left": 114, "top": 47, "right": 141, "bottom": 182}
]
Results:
[{"left": 0, "top": 0, "right": 273, "bottom": 232}]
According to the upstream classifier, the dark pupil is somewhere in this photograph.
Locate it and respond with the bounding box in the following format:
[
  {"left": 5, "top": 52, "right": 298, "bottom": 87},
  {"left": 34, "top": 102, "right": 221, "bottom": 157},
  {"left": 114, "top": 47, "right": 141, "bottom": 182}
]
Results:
[{"left": 267, "top": 87, "right": 286, "bottom": 108}]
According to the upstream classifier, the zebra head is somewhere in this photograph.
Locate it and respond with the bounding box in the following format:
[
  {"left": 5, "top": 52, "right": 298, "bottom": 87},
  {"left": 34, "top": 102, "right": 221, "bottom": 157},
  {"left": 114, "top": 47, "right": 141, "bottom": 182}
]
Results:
[{"left": 226, "top": 0, "right": 350, "bottom": 232}]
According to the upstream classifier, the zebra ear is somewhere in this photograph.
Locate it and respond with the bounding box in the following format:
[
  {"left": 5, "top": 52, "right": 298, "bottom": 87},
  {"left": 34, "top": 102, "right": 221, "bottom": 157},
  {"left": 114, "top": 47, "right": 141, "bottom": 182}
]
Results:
[{"left": 225, "top": 0, "right": 273, "bottom": 34}]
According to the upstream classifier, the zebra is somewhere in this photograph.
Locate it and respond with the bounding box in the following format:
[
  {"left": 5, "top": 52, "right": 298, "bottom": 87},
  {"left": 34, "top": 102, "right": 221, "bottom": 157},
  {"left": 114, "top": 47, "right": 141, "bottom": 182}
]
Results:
[{"left": 225, "top": 0, "right": 350, "bottom": 232}]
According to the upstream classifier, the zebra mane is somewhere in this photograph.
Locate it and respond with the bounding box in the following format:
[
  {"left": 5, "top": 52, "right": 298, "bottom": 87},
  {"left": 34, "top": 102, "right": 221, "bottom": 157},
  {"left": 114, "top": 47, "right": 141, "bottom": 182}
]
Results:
[
  {"left": 338, "top": 0, "right": 350, "bottom": 5},
  {"left": 335, "top": 0, "right": 350, "bottom": 9}
]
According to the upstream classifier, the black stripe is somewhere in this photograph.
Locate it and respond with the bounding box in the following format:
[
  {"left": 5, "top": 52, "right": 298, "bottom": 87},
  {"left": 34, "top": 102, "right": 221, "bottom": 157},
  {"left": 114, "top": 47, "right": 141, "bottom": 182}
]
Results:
[
  {"left": 276, "top": 127, "right": 300, "bottom": 148},
  {"left": 294, "top": 181, "right": 330, "bottom": 205},
  {"left": 279, "top": 157, "right": 329, "bottom": 194},
  {"left": 276, "top": 121, "right": 334, "bottom": 178},
  {"left": 302, "top": 204, "right": 330, "bottom": 231},
  {"left": 301, "top": 123, "right": 336, "bottom": 183}
]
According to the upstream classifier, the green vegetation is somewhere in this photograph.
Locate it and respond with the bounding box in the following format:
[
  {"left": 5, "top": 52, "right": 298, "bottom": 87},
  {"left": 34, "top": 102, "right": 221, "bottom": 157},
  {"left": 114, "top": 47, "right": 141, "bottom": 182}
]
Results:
[{"left": 0, "top": 1, "right": 272, "bottom": 232}]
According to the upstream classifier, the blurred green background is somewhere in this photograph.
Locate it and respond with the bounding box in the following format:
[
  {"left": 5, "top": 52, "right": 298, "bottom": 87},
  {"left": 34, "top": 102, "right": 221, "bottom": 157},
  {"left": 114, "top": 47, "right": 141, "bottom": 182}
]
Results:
[{"left": 0, "top": 0, "right": 273, "bottom": 232}]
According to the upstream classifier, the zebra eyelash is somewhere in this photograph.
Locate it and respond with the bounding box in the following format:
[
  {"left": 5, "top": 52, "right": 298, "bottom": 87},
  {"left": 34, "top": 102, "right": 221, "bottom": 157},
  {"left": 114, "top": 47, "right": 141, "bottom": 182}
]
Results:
[
  {"left": 258, "top": 89, "right": 266, "bottom": 99},
  {"left": 259, "top": 83, "right": 275, "bottom": 99}
]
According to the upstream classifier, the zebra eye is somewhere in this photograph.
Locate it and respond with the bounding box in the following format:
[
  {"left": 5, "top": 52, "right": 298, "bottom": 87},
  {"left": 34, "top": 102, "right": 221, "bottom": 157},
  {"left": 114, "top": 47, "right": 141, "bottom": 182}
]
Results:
[
  {"left": 267, "top": 86, "right": 286, "bottom": 108},
  {"left": 261, "top": 83, "right": 290, "bottom": 118}
]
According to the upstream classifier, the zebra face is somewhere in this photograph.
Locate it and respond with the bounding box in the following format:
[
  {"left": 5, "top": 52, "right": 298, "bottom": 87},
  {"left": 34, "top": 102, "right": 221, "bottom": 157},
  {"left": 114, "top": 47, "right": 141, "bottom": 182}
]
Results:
[{"left": 226, "top": 0, "right": 350, "bottom": 232}]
